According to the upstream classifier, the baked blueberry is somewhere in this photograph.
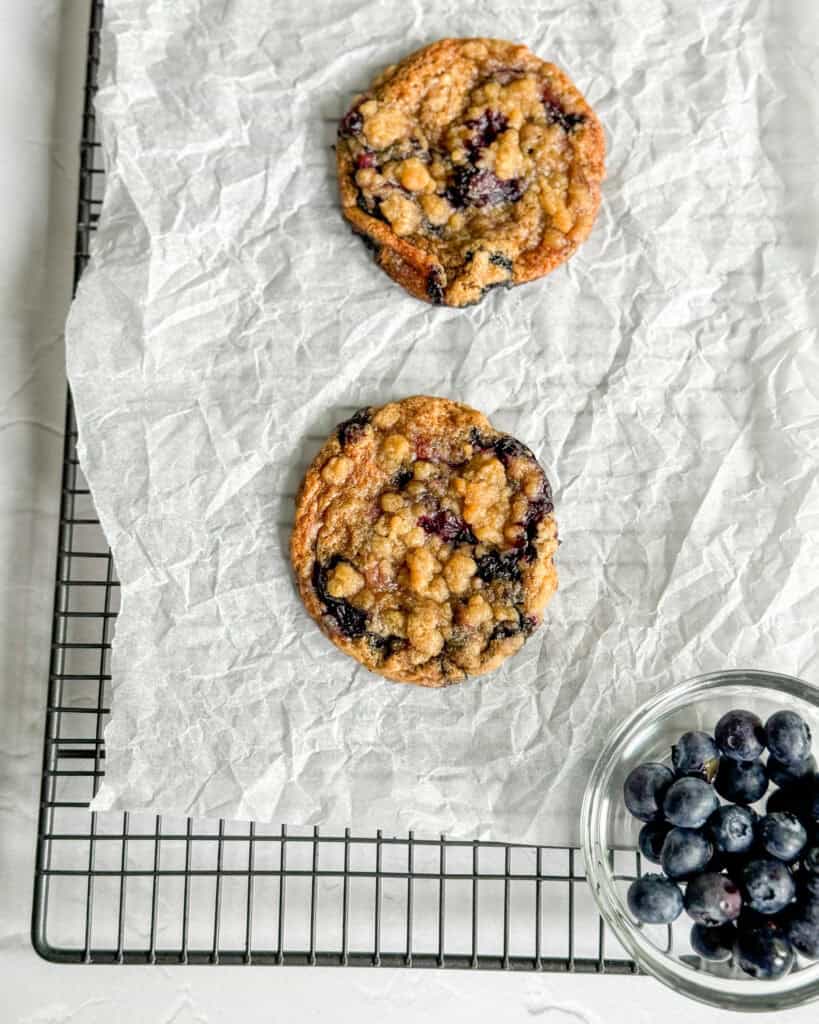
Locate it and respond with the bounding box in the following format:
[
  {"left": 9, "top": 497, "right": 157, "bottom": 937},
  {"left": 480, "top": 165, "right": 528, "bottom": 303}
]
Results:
[
  {"left": 446, "top": 166, "right": 523, "bottom": 209},
  {"left": 715, "top": 709, "right": 766, "bottom": 763},
  {"left": 312, "top": 558, "right": 368, "bottom": 639},
  {"left": 489, "top": 435, "right": 535, "bottom": 465},
  {"left": 487, "top": 620, "right": 521, "bottom": 644},
  {"left": 338, "top": 107, "right": 363, "bottom": 137},
  {"left": 337, "top": 407, "right": 373, "bottom": 447},
  {"left": 418, "top": 509, "right": 477, "bottom": 545},
  {"left": 489, "top": 252, "right": 514, "bottom": 272},
  {"left": 426, "top": 268, "right": 445, "bottom": 304},
  {"left": 542, "top": 85, "right": 587, "bottom": 131},
  {"left": 464, "top": 109, "right": 509, "bottom": 155},
  {"left": 475, "top": 550, "right": 522, "bottom": 583}
]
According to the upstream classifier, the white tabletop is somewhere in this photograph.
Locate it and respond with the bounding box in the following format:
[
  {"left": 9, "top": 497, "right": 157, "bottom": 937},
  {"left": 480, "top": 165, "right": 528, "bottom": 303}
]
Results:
[{"left": 0, "top": 3, "right": 815, "bottom": 1021}]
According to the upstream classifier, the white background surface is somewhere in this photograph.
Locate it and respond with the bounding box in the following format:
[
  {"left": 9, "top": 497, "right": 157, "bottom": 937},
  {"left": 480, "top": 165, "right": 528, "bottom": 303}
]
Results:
[{"left": 0, "top": 2, "right": 816, "bottom": 1021}]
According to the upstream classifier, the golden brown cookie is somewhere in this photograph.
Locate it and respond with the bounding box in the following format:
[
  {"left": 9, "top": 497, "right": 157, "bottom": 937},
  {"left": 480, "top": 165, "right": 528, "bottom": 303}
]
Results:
[
  {"left": 336, "top": 38, "right": 605, "bottom": 307},
  {"left": 291, "top": 397, "right": 558, "bottom": 686}
]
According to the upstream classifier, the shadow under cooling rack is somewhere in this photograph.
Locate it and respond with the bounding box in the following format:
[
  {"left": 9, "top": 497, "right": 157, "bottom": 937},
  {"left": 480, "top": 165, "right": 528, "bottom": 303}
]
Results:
[{"left": 33, "top": 0, "right": 639, "bottom": 973}]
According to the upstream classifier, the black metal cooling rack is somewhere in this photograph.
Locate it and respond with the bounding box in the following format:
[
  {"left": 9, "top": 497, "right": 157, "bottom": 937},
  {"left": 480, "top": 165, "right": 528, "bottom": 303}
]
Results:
[{"left": 32, "top": 0, "right": 639, "bottom": 971}]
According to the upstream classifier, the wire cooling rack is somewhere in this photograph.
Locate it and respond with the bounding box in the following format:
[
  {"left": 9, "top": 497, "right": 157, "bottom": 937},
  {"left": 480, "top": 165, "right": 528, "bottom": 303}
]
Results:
[{"left": 32, "top": 0, "right": 639, "bottom": 971}]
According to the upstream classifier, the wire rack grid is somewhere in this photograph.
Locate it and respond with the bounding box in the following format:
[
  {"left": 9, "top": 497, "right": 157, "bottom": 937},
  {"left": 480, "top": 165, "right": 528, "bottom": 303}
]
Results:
[{"left": 31, "top": 0, "right": 641, "bottom": 972}]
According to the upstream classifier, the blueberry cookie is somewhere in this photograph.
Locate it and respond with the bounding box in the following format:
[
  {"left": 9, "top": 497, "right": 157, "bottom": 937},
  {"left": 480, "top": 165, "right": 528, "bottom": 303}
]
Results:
[
  {"left": 336, "top": 38, "right": 605, "bottom": 307},
  {"left": 290, "top": 397, "right": 558, "bottom": 686}
]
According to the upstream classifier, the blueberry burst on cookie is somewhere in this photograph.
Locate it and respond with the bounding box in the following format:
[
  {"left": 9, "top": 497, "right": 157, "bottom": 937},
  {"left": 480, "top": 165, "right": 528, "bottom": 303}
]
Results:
[
  {"left": 336, "top": 38, "right": 605, "bottom": 307},
  {"left": 290, "top": 397, "right": 558, "bottom": 686}
]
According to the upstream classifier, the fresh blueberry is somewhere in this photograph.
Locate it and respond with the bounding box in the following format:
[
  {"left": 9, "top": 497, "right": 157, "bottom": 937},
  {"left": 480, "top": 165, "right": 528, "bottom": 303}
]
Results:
[
  {"left": 660, "top": 827, "right": 713, "bottom": 880},
  {"left": 418, "top": 510, "right": 477, "bottom": 545},
  {"left": 757, "top": 812, "right": 808, "bottom": 863},
  {"left": 767, "top": 754, "right": 817, "bottom": 789},
  {"left": 736, "top": 920, "right": 795, "bottom": 979},
  {"left": 714, "top": 758, "right": 768, "bottom": 805},
  {"left": 707, "top": 804, "right": 757, "bottom": 855},
  {"left": 690, "top": 922, "right": 736, "bottom": 962},
  {"left": 766, "top": 780, "right": 811, "bottom": 818},
  {"left": 671, "top": 731, "right": 720, "bottom": 782},
  {"left": 799, "top": 846, "right": 819, "bottom": 899},
  {"left": 684, "top": 872, "right": 743, "bottom": 926},
  {"left": 774, "top": 774, "right": 819, "bottom": 828},
  {"left": 663, "top": 776, "right": 719, "bottom": 828},
  {"left": 715, "top": 709, "right": 766, "bottom": 762},
  {"left": 623, "top": 763, "right": 675, "bottom": 822},
  {"left": 475, "top": 550, "right": 522, "bottom": 584},
  {"left": 627, "top": 874, "right": 684, "bottom": 924},
  {"left": 446, "top": 166, "right": 522, "bottom": 209},
  {"left": 765, "top": 710, "right": 812, "bottom": 766},
  {"left": 704, "top": 849, "right": 730, "bottom": 876},
  {"left": 638, "top": 821, "right": 671, "bottom": 864},
  {"left": 800, "top": 870, "right": 819, "bottom": 901},
  {"left": 741, "top": 857, "right": 796, "bottom": 915},
  {"left": 783, "top": 901, "right": 819, "bottom": 959},
  {"left": 804, "top": 774, "right": 819, "bottom": 822}
]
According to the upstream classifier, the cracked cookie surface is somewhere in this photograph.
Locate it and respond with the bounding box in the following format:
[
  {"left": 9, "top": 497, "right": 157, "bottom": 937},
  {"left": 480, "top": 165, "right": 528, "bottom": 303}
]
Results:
[
  {"left": 336, "top": 38, "right": 605, "bottom": 307},
  {"left": 291, "top": 396, "right": 558, "bottom": 686}
]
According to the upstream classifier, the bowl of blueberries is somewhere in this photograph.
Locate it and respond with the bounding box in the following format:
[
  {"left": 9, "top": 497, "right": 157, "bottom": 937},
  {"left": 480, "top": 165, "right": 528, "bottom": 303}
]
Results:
[{"left": 581, "top": 669, "right": 819, "bottom": 1011}]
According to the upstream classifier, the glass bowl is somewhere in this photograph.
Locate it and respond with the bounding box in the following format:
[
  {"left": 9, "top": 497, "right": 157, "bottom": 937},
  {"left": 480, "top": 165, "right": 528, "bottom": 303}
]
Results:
[{"left": 581, "top": 669, "right": 819, "bottom": 1012}]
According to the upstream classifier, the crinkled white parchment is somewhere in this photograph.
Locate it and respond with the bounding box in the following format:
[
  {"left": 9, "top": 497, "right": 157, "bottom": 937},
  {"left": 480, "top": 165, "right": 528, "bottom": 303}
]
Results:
[{"left": 67, "top": 0, "right": 819, "bottom": 843}]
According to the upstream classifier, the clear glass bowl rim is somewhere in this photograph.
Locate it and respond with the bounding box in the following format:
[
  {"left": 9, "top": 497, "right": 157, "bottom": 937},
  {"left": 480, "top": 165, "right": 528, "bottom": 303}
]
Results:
[{"left": 580, "top": 668, "right": 819, "bottom": 1013}]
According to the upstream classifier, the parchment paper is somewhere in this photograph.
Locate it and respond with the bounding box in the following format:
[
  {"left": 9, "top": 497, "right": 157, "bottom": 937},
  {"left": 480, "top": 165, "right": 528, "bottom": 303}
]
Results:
[{"left": 67, "top": 0, "right": 819, "bottom": 844}]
